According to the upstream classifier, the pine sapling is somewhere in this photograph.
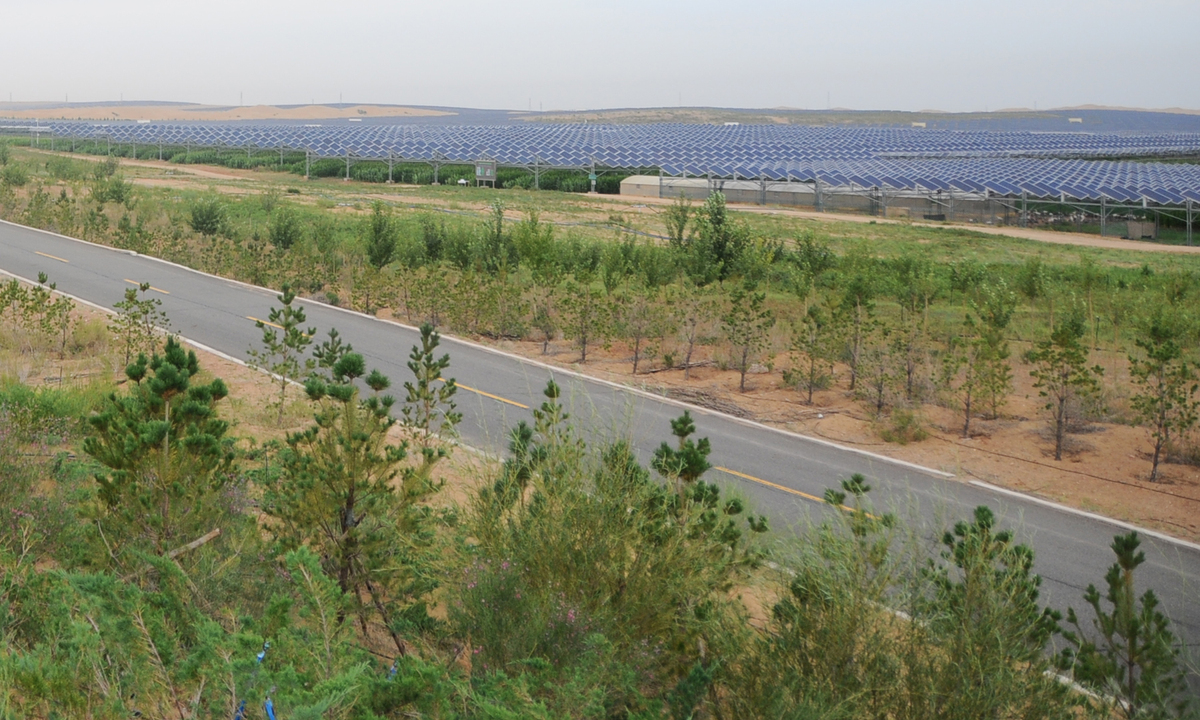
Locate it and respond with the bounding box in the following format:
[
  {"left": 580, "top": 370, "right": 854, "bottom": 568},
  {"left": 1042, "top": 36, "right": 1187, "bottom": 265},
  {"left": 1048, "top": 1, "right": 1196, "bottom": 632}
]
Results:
[
  {"left": 247, "top": 285, "right": 315, "bottom": 425},
  {"left": 1059, "top": 532, "right": 1195, "bottom": 719}
]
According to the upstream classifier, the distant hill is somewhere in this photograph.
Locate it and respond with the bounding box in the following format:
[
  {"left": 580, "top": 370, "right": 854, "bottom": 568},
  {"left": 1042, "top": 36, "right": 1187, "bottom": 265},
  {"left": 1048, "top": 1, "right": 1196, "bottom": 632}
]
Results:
[
  {"left": 1052, "top": 104, "right": 1200, "bottom": 116},
  {"left": 3, "top": 101, "right": 1199, "bottom": 133},
  {"left": 0, "top": 101, "right": 452, "bottom": 122}
]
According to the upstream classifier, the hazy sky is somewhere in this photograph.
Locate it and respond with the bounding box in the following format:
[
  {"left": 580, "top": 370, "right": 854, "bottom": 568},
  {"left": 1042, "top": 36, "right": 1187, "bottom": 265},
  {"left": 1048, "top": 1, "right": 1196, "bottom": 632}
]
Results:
[{"left": 3, "top": 0, "right": 1197, "bottom": 112}]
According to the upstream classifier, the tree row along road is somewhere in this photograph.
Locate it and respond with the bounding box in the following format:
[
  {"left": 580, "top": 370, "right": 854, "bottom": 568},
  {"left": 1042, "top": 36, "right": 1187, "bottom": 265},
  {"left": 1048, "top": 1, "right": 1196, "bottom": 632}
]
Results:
[{"left": 2, "top": 218, "right": 1198, "bottom": 648}]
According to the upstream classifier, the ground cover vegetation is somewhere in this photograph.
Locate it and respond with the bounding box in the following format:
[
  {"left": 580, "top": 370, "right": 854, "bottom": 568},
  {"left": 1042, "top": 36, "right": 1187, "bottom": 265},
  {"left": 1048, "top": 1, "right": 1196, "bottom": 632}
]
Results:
[
  {"left": 1, "top": 272, "right": 1195, "bottom": 717},
  {"left": 12, "top": 137, "right": 636, "bottom": 193},
  {"left": 5, "top": 140, "right": 1200, "bottom": 482}
]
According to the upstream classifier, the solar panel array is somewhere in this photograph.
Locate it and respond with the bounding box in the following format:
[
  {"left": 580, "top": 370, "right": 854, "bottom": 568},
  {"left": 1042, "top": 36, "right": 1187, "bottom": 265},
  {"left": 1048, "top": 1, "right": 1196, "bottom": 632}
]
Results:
[{"left": 6, "top": 120, "right": 1200, "bottom": 205}]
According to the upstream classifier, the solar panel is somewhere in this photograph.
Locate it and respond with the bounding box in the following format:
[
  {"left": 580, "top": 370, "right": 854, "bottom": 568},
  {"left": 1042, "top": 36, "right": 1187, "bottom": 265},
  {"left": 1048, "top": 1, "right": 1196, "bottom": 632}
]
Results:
[{"left": 18, "top": 119, "right": 1197, "bottom": 204}]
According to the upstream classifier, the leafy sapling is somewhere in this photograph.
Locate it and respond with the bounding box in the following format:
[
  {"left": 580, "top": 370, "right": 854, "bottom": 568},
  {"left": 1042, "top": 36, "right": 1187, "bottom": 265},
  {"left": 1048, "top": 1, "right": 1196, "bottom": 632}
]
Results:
[{"left": 111, "top": 281, "right": 170, "bottom": 366}]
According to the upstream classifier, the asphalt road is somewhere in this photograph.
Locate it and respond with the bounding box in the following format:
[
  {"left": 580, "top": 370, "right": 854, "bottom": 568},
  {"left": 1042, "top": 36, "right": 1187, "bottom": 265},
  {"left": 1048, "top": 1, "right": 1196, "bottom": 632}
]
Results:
[{"left": 3, "top": 219, "right": 1199, "bottom": 659}]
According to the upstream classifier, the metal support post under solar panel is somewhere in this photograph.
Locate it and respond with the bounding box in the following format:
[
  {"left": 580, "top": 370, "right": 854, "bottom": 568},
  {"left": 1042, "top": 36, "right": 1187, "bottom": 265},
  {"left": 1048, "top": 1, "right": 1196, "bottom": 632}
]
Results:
[
  {"left": 387, "top": 154, "right": 394, "bottom": 184},
  {"left": 1187, "top": 200, "right": 1193, "bottom": 247},
  {"left": 1099, "top": 197, "right": 1106, "bottom": 237}
]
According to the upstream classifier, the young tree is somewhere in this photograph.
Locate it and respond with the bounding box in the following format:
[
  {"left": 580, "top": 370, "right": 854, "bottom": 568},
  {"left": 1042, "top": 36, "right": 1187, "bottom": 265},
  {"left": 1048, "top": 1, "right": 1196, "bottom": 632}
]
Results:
[
  {"left": 262, "top": 353, "right": 438, "bottom": 654},
  {"left": 188, "top": 195, "right": 225, "bottom": 238},
  {"left": 84, "top": 337, "right": 234, "bottom": 560},
  {"left": 491, "top": 379, "right": 582, "bottom": 509},
  {"left": 615, "top": 281, "right": 665, "bottom": 375},
  {"left": 1076, "top": 254, "right": 1106, "bottom": 349},
  {"left": 349, "top": 264, "right": 392, "bottom": 315},
  {"left": 1028, "top": 315, "right": 1104, "bottom": 461},
  {"left": 511, "top": 208, "right": 557, "bottom": 279},
  {"left": 482, "top": 200, "right": 516, "bottom": 274},
  {"left": 924, "top": 506, "right": 1069, "bottom": 718},
  {"left": 690, "top": 192, "right": 750, "bottom": 285},
  {"left": 1128, "top": 314, "right": 1199, "bottom": 482},
  {"left": 312, "top": 327, "right": 353, "bottom": 380},
  {"left": 365, "top": 200, "right": 397, "bottom": 270},
  {"left": 790, "top": 302, "right": 836, "bottom": 405},
  {"left": 401, "top": 323, "right": 462, "bottom": 468},
  {"left": 723, "top": 282, "right": 775, "bottom": 392},
  {"left": 663, "top": 193, "right": 692, "bottom": 250},
  {"left": 558, "top": 278, "right": 614, "bottom": 363},
  {"left": 1059, "top": 532, "right": 1195, "bottom": 720},
  {"left": 652, "top": 410, "right": 713, "bottom": 503},
  {"left": 942, "top": 315, "right": 985, "bottom": 438},
  {"left": 531, "top": 286, "right": 557, "bottom": 355},
  {"left": 110, "top": 282, "right": 171, "bottom": 366},
  {"left": 247, "top": 285, "right": 315, "bottom": 425},
  {"left": 18, "top": 273, "right": 75, "bottom": 357},
  {"left": 269, "top": 205, "right": 304, "bottom": 250},
  {"left": 836, "top": 268, "right": 878, "bottom": 392},
  {"left": 1018, "top": 256, "right": 1053, "bottom": 331},
  {"left": 972, "top": 280, "right": 1017, "bottom": 419},
  {"left": 857, "top": 320, "right": 894, "bottom": 417},
  {"left": 890, "top": 254, "right": 940, "bottom": 403},
  {"left": 669, "top": 281, "right": 719, "bottom": 379}
]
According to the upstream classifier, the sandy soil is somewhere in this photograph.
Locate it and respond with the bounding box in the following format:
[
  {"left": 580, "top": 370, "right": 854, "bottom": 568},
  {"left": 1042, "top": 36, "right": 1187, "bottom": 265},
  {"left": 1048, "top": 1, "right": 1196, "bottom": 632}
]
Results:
[
  {"left": 2, "top": 103, "right": 451, "bottom": 122},
  {"left": 480, "top": 335, "right": 1200, "bottom": 542}
]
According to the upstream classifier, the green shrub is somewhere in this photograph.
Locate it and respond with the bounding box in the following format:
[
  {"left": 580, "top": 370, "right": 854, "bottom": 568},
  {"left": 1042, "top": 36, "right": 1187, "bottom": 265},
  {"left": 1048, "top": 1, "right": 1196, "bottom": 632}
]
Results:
[
  {"left": 68, "top": 317, "right": 108, "bottom": 355},
  {"left": 879, "top": 407, "right": 928, "bottom": 444},
  {"left": 268, "top": 205, "right": 304, "bottom": 249},
  {"left": 45, "top": 156, "right": 87, "bottom": 181},
  {"left": 1, "top": 163, "right": 29, "bottom": 187}
]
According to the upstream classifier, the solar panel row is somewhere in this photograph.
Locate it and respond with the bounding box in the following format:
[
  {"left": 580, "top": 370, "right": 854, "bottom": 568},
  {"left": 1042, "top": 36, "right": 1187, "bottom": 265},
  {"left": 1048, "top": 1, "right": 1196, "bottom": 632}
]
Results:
[{"left": 7, "top": 120, "right": 1199, "bottom": 205}]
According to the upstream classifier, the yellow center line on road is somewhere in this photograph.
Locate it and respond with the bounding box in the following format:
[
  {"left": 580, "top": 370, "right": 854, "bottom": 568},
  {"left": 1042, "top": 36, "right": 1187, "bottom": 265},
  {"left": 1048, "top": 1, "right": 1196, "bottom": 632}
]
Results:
[
  {"left": 35, "top": 251, "right": 69, "bottom": 263},
  {"left": 439, "top": 377, "right": 528, "bottom": 409},
  {"left": 713, "top": 466, "right": 876, "bottom": 518},
  {"left": 124, "top": 279, "right": 170, "bottom": 294},
  {"left": 247, "top": 315, "right": 284, "bottom": 331},
  {"left": 246, "top": 316, "right": 313, "bottom": 337}
]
